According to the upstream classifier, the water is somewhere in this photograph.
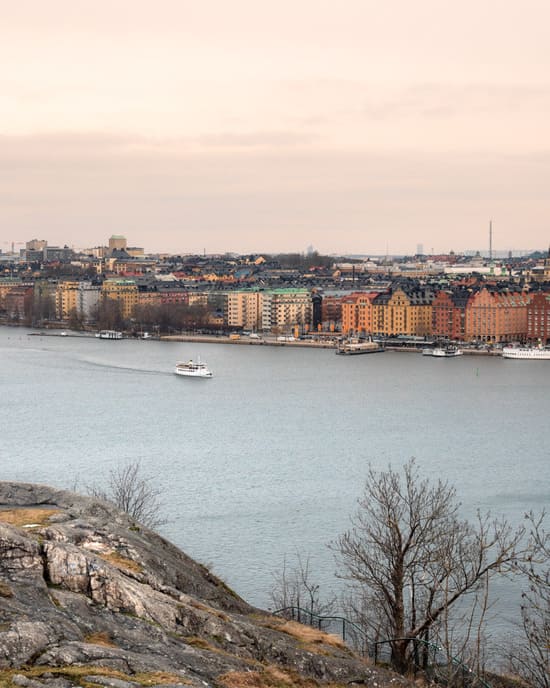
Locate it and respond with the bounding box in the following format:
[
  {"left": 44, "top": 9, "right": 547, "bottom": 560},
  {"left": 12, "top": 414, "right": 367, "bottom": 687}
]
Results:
[{"left": 1, "top": 326, "right": 548, "bottom": 634}]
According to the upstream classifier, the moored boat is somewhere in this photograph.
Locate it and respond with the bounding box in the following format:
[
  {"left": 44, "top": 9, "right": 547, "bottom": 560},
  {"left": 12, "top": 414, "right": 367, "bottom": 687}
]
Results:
[
  {"left": 424, "top": 345, "right": 463, "bottom": 357},
  {"left": 95, "top": 330, "right": 123, "bottom": 340},
  {"left": 174, "top": 358, "right": 213, "bottom": 378},
  {"left": 336, "top": 337, "right": 384, "bottom": 355},
  {"left": 502, "top": 346, "right": 550, "bottom": 360}
]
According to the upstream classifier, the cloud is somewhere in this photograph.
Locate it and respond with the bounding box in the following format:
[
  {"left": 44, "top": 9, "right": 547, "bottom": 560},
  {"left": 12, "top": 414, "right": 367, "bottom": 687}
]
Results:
[
  {"left": 197, "top": 131, "right": 318, "bottom": 149},
  {"left": 362, "top": 83, "right": 550, "bottom": 121},
  {"left": 1, "top": 129, "right": 549, "bottom": 254}
]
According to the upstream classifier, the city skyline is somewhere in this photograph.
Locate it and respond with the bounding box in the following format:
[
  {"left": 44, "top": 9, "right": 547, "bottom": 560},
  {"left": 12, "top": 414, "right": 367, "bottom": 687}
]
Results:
[{"left": 3, "top": 1, "right": 550, "bottom": 255}]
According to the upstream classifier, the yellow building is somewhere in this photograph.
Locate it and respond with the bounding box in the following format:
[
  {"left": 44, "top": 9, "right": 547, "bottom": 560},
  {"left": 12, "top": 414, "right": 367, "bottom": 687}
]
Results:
[
  {"left": 101, "top": 279, "right": 139, "bottom": 319},
  {"left": 55, "top": 281, "right": 79, "bottom": 319},
  {"left": 372, "top": 287, "right": 433, "bottom": 336},
  {"left": 226, "top": 290, "right": 264, "bottom": 330},
  {"left": 56, "top": 281, "right": 101, "bottom": 321}
]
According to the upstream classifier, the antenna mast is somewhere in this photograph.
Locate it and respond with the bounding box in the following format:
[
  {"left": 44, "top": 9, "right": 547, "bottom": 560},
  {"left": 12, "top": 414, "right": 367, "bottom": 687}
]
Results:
[{"left": 489, "top": 220, "right": 493, "bottom": 261}]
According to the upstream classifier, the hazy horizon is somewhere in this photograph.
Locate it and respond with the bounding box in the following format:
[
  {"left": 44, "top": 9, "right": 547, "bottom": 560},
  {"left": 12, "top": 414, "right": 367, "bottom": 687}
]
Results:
[{"left": 3, "top": 1, "right": 550, "bottom": 256}]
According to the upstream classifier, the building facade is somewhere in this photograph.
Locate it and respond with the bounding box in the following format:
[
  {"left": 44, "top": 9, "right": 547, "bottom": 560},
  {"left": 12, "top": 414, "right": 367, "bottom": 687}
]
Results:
[
  {"left": 101, "top": 279, "right": 139, "bottom": 319},
  {"left": 526, "top": 291, "right": 550, "bottom": 344},
  {"left": 56, "top": 281, "right": 101, "bottom": 321},
  {"left": 464, "top": 287, "right": 529, "bottom": 342}
]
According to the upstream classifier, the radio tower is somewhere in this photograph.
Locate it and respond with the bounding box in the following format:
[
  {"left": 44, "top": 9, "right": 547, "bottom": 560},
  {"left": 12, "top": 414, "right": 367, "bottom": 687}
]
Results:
[{"left": 489, "top": 220, "right": 493, "bottom": 261}]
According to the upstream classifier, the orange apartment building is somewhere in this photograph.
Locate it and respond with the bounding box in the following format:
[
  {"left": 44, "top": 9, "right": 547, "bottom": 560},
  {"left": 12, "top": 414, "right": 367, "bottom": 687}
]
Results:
[
  {"left": 464, "top": 287, "right": 529, "bottom": 342},
  {"left": 432, "top": 289, "right": 469, "bottom": 340},
  {"left": 341, "top": 292, "right": 378, "bottom": 334}
]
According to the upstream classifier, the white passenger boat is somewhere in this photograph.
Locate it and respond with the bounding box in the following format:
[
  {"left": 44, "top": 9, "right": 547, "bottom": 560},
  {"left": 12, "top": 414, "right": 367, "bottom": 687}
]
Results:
[
  {"left": 502, "top": 346, "right": 550, "bottom": 360},
  {"left": 95, "top": 330, "right": 123, "bottom": 340},
  {"left": 174, "top": 358, "right": 213, "bottom": 378},
  {"left": 336, "top": 337, "right": 384, "bottom": 355},
  {"left": 424, "top": 346, "right": 463, "bottom": 357}
]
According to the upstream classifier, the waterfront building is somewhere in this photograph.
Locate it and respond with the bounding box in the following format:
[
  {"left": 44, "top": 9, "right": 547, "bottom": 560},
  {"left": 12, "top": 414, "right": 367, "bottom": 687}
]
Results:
[
  {"left": 226, "top": 290, "right": 264, "bottom": 331},
  {"left": 55, "top": 281, "right": 100, "bottom": 321},
  {"left": 526, "top": 290, "right": 550, "bottom": 344},
  {"left": 371, "top": 286, "right": 433, "bottom": 337},
  {"left": 464, "top": 287, "right": 529, "bottom": 343},
  {"left": 406, "top": 287, "right": 434, "bottom": 336},
  {"left": 101, "top": 279, "right": 139, "bottom": 319},
  {"left": 341, "top": 292, "right": 377, "bottom": 334},
  {"left": 311, "top": 292, "right": 322, "bottom": 331},
  {"left": 320, "top": 295, "right": 344, "bottom": 332},
  {"left": 432, "top": 289, "right": 469, "bottom": 340},
  {"left": 264, "top": 288, "right": 312, "bottom": 332},
  {"left": 4, "top": 285, "right": 33, "bottom": 319}
]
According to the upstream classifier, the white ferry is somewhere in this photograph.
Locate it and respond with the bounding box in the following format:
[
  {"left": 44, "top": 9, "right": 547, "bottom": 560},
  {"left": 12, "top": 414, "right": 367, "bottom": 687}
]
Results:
[
  {"left": 174, "top": 358, "right": 213, "bottom": 378},
  {"left": 95, "top": 330, "right": 123, "bottom": 340},
  {"left": 336, "top": 337, "right": 384, "bottom": 355},
  {"left": 423, "top": 345, "right": 463, "bottom": 357},
  {"left": 502, "top": 346, "right": 550, "bottom": 360}
]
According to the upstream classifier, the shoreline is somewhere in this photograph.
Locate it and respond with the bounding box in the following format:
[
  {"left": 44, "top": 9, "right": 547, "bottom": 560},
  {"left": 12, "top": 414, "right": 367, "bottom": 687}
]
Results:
[{"left": 22, "top": 327, "right": 500, "bottom": 355}]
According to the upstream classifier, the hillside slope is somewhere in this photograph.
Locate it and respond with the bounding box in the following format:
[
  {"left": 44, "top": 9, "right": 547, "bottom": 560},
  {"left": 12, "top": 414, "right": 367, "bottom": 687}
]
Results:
[{"left": 0, "top": 482, "right": 410, "bottom": 688}]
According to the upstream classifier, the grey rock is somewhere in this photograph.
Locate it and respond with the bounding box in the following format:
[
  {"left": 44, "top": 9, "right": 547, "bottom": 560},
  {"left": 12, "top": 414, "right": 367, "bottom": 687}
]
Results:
[
  {"left": 0, "top": 482, "right": 410, "bottom": 687},
  {"left": 82, "top": 676, "right": 140, "bottom": 688}
]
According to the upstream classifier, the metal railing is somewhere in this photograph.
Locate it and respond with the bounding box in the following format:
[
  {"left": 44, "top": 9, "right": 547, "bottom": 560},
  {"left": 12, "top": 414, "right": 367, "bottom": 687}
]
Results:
[{"left": 273, "top": 607, "right": 491, "bottom": 688}]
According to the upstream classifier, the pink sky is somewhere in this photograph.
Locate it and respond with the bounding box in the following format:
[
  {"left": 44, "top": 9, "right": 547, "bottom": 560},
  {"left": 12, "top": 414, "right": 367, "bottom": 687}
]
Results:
[{"left": 2, "top": 0, "right": 550, "bottom": 255}]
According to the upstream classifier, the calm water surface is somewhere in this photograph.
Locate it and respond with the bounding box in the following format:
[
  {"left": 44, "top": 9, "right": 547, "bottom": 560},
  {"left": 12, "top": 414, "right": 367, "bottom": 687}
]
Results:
[{"left": 1, "top": 326, "right": 548, "bottom": 631}]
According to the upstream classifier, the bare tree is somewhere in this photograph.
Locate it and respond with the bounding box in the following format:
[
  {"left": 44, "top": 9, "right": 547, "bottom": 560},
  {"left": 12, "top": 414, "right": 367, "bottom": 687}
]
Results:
[
  {"left": 508, "top": 511, "right": 549, "bottom": 688},
  {"left": 87, "top": 460, "right": 167, "bottom": 529},
  {"left": 331, "top": 459, "right": 524, "bottom": 675},
  {"left": 270, "top": 553, "right": 336, "bottom": 626}
]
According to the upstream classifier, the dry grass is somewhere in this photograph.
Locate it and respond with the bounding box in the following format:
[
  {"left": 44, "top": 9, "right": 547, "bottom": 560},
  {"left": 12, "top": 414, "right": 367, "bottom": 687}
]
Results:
[
  {"left": 182, "top": 636, "right": 260, "bottom": 667},
  {"left": 187, "top": 598, "right": 229, "bottom": 621},
  {"left": 98, "top": 551, "right": 143, "bottom": 574},
  {"left": 0, "top": 666, "right": 191, "bottom": 688},
  {"left": 219, "top": 666, "right": 347, "bottom": 688},
  {"left": 184, "top": 635, "right": 218, "bottom": 651},
  {"left": 261, "top": 618, "right": 347, "bottom": 653},
  {"left": 132, "top": 671, "right": 190, "bottom": 686},
  {"left": 84, "top": 632, "right": 118, "bottom": 648},
  {"left": 0, "top": 508, "right": 59, "bottom": 528}
]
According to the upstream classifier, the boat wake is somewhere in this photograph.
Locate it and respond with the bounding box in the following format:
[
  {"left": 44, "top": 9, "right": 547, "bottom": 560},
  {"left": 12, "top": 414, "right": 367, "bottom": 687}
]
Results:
[{"left": 79, "top": 358, "right": 172, "bottom": 376}]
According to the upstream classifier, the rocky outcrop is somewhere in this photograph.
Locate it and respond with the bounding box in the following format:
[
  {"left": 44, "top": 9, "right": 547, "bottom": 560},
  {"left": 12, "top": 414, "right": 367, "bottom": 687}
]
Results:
[{"left": 0, "top": 482, "right": 409, "bottom": 688}]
